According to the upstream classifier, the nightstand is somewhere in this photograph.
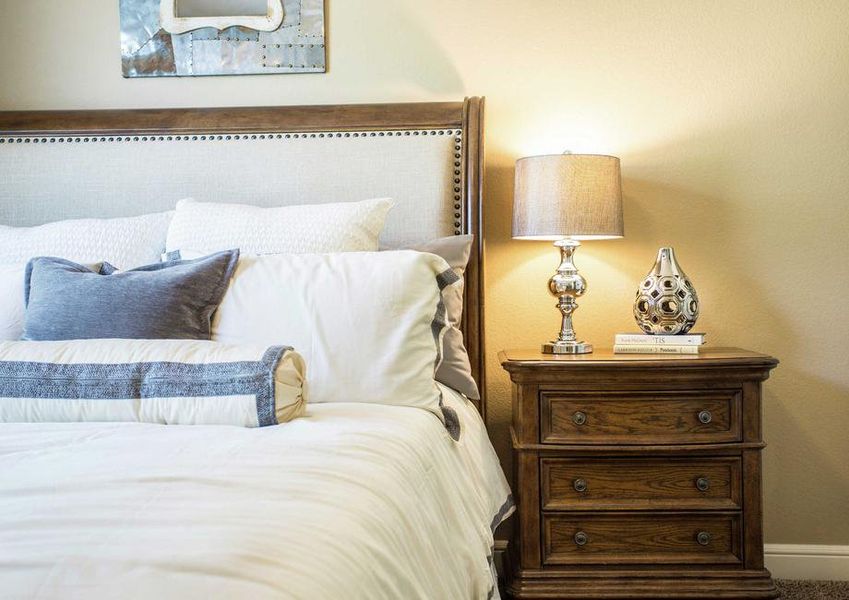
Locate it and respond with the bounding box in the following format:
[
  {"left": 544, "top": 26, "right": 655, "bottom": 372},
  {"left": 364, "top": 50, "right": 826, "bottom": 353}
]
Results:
[{"left": 500, "top": 348, "right": 779, "bottom": 599}]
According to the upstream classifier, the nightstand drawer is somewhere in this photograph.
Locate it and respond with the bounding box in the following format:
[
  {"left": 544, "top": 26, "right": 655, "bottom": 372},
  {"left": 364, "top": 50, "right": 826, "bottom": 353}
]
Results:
[
  {"left": 543, "top": 512, "right": 743, "bottom": 566},
  {"left": 540, "top": 390, "right": 741, "bottom": 444},
  {"left": 541, "top": 457, "right": 742, "bottom": 510}
]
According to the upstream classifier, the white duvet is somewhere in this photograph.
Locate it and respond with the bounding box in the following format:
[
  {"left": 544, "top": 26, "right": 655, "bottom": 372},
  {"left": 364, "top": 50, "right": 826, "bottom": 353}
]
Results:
[{"left": 0, "top": 386, "right": 513, "bottom": 600}]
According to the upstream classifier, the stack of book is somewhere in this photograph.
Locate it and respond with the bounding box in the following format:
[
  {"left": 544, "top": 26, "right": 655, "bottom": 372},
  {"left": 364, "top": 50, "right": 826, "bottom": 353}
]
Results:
[{"left": 613, "top": 333, "right": 706, "bottom": 354}]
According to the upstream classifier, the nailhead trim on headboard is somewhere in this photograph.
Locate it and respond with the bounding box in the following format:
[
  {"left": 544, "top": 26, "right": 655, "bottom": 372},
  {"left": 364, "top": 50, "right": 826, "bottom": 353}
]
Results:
[{"left": 0, "top": 128, "right": 465, "bottom": 234}]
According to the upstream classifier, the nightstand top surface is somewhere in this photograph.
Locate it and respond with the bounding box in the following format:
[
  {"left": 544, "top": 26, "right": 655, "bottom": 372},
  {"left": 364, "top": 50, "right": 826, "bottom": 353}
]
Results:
[{"left": 500, "top": 347, "right": 778, "bottom": 368}]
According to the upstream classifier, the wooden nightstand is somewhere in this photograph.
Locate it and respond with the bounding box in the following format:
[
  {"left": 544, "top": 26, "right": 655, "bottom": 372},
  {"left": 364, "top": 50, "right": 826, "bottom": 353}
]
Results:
[{"left": 500, "top": 348, "right": 779, "bottom": 599}]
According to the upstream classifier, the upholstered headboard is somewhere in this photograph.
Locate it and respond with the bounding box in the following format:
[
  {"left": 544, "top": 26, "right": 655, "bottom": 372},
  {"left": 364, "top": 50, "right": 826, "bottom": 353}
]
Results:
[{"left": 0, "top": 98, "right": 487, "bottom": 417}]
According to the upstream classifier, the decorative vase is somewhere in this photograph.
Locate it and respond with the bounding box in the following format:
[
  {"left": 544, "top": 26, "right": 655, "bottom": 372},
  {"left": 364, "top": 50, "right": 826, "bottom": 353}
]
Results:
[{"left": 633, "top": 247, "right": 699, "bottom": 335}]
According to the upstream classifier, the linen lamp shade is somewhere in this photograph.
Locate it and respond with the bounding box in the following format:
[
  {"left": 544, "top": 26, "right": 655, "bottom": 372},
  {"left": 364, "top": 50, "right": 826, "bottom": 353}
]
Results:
[{"left": 512, "top": 154, "right": 624, "bottom": 241}]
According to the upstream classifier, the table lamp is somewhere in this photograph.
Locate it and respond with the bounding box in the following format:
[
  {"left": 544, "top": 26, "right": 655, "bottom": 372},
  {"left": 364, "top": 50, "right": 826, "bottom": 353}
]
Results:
[{"left": 512, "top": 153, "right": 624, "bottom": 354}]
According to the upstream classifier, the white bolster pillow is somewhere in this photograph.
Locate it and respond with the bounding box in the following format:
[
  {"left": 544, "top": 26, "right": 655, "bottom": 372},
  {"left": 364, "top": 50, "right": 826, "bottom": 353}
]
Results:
[{"left": 0, "top": 339, "right": 307, "bottom": 427}]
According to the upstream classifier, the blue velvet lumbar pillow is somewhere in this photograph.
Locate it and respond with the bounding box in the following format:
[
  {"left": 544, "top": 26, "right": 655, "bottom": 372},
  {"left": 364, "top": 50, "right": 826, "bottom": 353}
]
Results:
[{"left": 22, "top": 250, "right": 239, "bottom": 341}]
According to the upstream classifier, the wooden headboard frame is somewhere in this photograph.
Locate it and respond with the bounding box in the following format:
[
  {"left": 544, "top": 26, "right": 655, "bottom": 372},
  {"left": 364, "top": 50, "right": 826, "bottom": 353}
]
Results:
[{"left": 0, "top": 98, "right": 487, "bottom": 420}]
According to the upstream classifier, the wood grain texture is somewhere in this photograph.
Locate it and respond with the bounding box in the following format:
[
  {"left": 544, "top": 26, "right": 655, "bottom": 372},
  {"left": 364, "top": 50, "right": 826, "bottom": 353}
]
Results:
[
  {"left": 0, "top": 102, "right": 465, "bottom": 135},
  {"left": 542, "top": 457, "right": 742, "bottom": 511},
  {"left": 543, "top": 512, "right": 742, "bottom": 566},
  {"left": 460, "top": 97, "right": 486, "bottom": 421},
  {"left": 541, "top": 391, "right": 741, "bottom": 445},
  {"left": 501, "top": 348, "right": 778, "bottom": 367},
  {"left": 508, "top": 569, "right": 780, "bottom": 599},
  {"left": 504, "top": 348, "right": 779, "bottom": 599}
]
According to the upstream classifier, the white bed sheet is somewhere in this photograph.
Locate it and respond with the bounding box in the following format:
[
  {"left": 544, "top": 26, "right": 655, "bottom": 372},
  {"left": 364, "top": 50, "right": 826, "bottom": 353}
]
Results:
[{"left": 0, "top": 385, "right": 513, "bottom": 600}]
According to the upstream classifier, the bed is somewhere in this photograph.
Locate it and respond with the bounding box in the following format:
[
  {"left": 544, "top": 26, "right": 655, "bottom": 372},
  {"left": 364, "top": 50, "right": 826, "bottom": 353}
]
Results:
[{"left": 0, "top": 98, "right": 513, "bottom": 599}]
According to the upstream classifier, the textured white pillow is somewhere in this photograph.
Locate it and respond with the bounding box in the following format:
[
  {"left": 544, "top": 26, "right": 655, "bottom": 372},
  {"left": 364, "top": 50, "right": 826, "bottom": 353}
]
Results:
[
  {"left": 0, "top": 339, "right": 306, "bottom": 427},
  {"left": 0, "top": 212, "right": 173, "bottom": 269},
  {"left": 166, "top": 198, "right": 394, "bottom": 255},
  {"left": 212, "top": 251, "right": 461, "bottom": 438}
]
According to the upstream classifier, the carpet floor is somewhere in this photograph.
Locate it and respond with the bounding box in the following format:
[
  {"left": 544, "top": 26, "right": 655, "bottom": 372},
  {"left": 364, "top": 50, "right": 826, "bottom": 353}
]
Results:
[{"left": 776, "top": 579, "right": 849, "bottom": 599}]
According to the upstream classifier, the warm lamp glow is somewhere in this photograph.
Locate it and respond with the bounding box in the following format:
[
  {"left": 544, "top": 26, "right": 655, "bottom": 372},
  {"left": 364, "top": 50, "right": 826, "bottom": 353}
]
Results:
[
  {"left": 511, "top": 152, "right": 624, "bottom": 355},
  {"left": 512, "top": 153, "right": 624, "bottom": 241}
]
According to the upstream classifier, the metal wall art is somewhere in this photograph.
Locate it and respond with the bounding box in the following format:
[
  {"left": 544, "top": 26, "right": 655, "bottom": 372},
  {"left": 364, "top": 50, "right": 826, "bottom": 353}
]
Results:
[
  {"left": 633, "top": 247, "right": 700, "bottom": 335},
  {"left": 120, "top": 0, "right": 325, "bottom": 77}
]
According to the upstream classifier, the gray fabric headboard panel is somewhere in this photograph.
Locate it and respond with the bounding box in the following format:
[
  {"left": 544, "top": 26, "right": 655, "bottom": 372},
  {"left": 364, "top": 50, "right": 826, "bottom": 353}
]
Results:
[{"left": 0, "top": 100, "right": 487, "bottom": 418}]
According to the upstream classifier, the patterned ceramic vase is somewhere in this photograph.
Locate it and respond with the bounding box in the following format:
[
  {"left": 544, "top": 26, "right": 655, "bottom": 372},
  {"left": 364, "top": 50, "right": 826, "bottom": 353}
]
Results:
[{"left": 633, "top": 247, "right": 699, "bottom": 335}]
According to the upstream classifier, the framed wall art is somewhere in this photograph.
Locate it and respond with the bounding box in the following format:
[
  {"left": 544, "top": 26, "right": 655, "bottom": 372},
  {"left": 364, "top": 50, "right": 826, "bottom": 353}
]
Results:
[{"left": 120, "top": 0, "right": 326, "bottom": 77}]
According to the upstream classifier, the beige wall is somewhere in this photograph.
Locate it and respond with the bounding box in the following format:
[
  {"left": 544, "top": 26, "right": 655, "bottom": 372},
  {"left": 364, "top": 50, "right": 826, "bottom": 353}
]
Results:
[{"left": 2, "top": 0, "right": 847, "bottom": 544}]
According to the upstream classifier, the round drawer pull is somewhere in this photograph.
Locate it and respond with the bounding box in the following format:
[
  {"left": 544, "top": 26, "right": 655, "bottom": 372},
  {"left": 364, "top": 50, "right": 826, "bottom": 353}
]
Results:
[
  {"left": 574, "top": 531, "right": 589, "bottom": 546},
  {"left": 697, "top": 410, "right": 713, "bottom": 424},
  {"left": 696, "top": 477, "right": 711, "bottom": 492},
  {"left": 573, "top": 478, "right": 588, "bottom": 493},
  {"left": 696, "top": 531, "right": 712, "bottom": 546},
  {"left": 572, "top": 411, "right": 587, "bottom": 426}
]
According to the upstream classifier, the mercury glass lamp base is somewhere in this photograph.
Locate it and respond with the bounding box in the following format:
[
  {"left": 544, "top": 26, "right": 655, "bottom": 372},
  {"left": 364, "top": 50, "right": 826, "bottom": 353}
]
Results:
[{"left": 541, "top": 341, "right": 594, "bottom": 354}]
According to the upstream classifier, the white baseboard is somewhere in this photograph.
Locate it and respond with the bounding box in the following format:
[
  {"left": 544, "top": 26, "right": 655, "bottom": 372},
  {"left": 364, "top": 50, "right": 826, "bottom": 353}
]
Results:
[{"left": 765, "top": 544, "right": 849, "bottom": 581}]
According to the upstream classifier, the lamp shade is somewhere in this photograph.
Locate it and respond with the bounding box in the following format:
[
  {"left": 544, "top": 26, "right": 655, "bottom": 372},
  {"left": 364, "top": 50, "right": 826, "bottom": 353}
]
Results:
[{"left": 512, "top": 153, "right": 624, "bottom": 240}]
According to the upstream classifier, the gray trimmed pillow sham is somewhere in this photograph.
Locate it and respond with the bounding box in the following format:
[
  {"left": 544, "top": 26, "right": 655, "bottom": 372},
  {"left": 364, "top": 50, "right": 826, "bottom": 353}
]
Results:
[
  {"left": 169, "top": 235, "right": 481, "bottom": 400},
  {"left": 408, "top": 235, "right": 480, "bottom": 400}
]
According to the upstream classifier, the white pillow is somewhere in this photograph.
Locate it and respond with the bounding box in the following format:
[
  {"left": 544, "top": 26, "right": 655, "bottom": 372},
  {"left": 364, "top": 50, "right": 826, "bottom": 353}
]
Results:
[
  {"left": 0, "top": 339, "right": 306, "bottom": 427},
  {"left": 166, "top": 198, "right": 394, "bottom": 255},
  {"left": 0, "top": 212, "right": 173, "bottom": 269},
  {"left": 0, "top": 264, "right": 25, "bottom": 341},
  {"left": 212, "top": 251, "right": 461, "bottom": 438}
]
